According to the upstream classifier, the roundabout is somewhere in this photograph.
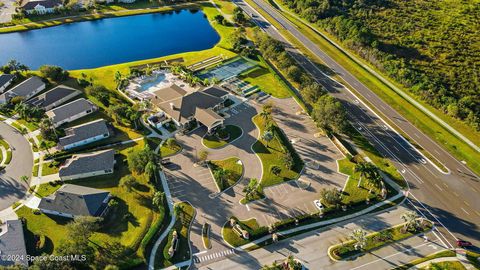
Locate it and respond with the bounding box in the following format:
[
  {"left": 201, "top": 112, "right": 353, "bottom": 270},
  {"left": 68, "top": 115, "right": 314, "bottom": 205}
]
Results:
[{"left": 0, "top": 121, "right": 33, "bottom": 210}]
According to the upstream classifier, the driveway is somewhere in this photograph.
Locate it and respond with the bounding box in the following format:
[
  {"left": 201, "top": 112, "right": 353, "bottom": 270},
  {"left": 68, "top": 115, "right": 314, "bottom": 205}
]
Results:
[
  {"left": 164, "top": 97, "right": 347, "bottom": 267},
  {"left": 0, "top": 0, "right": 16, "bottom": 23},
  {"left": 0, "top": 122, "right": 33, "bottom": 210}
]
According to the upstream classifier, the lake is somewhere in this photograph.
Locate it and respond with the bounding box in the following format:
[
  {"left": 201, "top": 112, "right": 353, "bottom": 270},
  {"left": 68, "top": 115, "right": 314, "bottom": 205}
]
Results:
[{"left": 0, "top": 9, "right": 220, "bottom": 70}]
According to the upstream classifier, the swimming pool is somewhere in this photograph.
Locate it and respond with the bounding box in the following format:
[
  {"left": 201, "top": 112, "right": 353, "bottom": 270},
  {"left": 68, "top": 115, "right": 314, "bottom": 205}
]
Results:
[{"left": 138, "top": 73, "right": 167, "bottom": 92}]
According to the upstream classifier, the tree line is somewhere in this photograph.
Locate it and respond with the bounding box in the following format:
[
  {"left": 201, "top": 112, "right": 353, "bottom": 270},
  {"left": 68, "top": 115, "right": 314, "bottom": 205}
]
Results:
[{"left": 280, "top": 0, "right": 480, "bottom": 131}]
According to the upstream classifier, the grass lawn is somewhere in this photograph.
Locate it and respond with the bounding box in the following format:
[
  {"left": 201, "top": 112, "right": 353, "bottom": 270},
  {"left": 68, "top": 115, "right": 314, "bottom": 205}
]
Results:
[
  {"left": 466, "top": 251, "right": 480, "bottom": 269},
  {"left": 35, "top": 181, "right": 63, "bottom": 198},
  {"left": 239, "top": 55, "right": 293, "bottom": 98},
  {"left": 156, "top": 202, "right": 195, "bottom": 268},
  {"left": 252, "top": 115, "right": 303, "bottom": 187},
  {"left": 421, "top": 261, "right": 466, "bottom": 270},
  {"left": 202, "top": 125, "right": 243, "bottom": 149},
  {"left": 329, "top": 220, "right": 433, "bottom": 260},
  {"left": 208, "top": 157, "right": 243, "bottom": 191},
  {"left": 17, "top": 140, "right": 165, "bottom": 266},
  {"left": 264, "top": 0, "right": 480, "bottom": 176},
  {"left": 392, "top": 250, "right": 457, "bottom": 270},
  {"left": 343, "top": 126, "right": 405, "bottom": 187},
  {"left": 160, "top": 139, "right": 182, "bottom": 157},
  {"left": 41, "top": 161, "right": 61, "bottom": 176},
  {"left": 222, "top": 217, "right": 267, "bottom": 247},
  {"left": 337, "top": 158, "right": 382, "bottom": 204},
  {"left": 32, "top": 163, "right": 39, "bottom": 177},
  {"left": 16, "top": 119, "right": 39, "bottom": 132}
]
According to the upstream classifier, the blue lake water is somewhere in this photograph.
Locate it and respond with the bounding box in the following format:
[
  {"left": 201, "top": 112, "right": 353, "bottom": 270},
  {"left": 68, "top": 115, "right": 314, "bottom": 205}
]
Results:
[{"left": 0, "top": 9, "right": 220, "bottom": 70}]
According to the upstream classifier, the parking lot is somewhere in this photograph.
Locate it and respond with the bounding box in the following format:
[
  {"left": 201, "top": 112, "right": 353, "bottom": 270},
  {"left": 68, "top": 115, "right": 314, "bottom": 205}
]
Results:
[{"left": 163, "top": 97, "right": 347, "bottom": 266}]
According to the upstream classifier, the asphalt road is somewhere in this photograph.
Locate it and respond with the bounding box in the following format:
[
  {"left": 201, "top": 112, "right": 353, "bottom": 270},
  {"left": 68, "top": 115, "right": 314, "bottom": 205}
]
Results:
[
  {"left": 0, "top": 122, "right": 32, "bottom": 210},
  {"left": 233, "top": 0, "right": 480, "bottom": 247},
  {"left": 197, "top": 206, "right": 447, "bottom": 269}
]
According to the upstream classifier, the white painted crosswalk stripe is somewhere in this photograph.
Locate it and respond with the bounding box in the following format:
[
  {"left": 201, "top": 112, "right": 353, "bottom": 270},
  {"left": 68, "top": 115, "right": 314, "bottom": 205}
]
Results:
[{"left": 193, "top": 249, "right": 236, "bottom": 264}]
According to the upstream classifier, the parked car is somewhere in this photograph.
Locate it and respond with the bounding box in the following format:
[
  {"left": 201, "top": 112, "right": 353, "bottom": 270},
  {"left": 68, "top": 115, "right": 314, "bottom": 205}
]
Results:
[
  {"left": 456, "top": 240, "right": 473, "bottom": 248},
  {"left": 160, "top": 158, "right": 171, "bottom": 165},
  {"left": 313, "top": 200, "right": 324, "bottom": 211}
]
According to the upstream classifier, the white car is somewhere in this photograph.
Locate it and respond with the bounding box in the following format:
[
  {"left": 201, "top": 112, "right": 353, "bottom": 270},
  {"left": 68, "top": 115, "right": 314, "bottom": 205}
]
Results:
[{"left": 313, "top": 200, "right": 324, "bottom": 211}]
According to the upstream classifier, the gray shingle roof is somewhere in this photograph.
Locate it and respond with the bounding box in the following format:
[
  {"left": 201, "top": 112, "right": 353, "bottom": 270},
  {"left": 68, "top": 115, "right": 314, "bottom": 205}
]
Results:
[
  {"left": 22, "top": 0, "right": 62, "bottom": 9},
  {"left": 201, "top": 86, "right": 228, "bottom": 98},
  {"left": 156, "top": 90, "right": 224, "bottom": 124},
  {"left": 2, "top": 76, "right": 44, "bottom": 100},
  {"left": 0, "top": 220, "right": 28, "bottom": 266},
  {"left": 59, "top": 149, "right": 115, "bottom": 178},
  {"left": 38, "top": 184, "right": 110, "bottom": 217},
  {"left": 0, "top": 74, "right": 14, "bottom": 89},
  {"left": 46, "top": 98, "right": 96, "bottom": 125},
  {"left": 59, "top": 119, "right": 109, "bottom": 147},
  {"left": 27, "top": 85, "right": 81, "bottom": 109}
]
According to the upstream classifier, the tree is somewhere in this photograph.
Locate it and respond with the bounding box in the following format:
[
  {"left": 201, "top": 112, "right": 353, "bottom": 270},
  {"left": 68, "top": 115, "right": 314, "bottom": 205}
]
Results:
[
  {"left": 354, "top": 162, "right": 369, "bottom": 188},
  {"left": 127, "top": 145, "right": 158, "bottom": 174},
  {"left": 165, "top": 138, "right": 176, "bottom": 149},
  {"left": 214, "top": 14, "right": 224, "bottom": 24},
  {"left": 145, "top": 161, "right": 158, "bottom": 179},
  {"left": 350, "top": 229, "right": 367, "bottom": 250},
  {"left": 198, "top": 150, "right": 209, "bottom": 165},
  {"left": 85, "top": 84, "right": 111, "bottom": 106},
  {"left": 213, "top": 168, "right": 229, "bottom": 190},
  {"left": 114, "top": 71, "right": 126, "bottom": 90},
  {"left": 319, "top": 188, "right": 342, "bottom": 206},
  {"left": 20, "top": 175, "right": 30, "bottom": 188},
  {"left": 152, "top": 191, "right": 165, "bottom": 209},
  {"left": 262, "top": 130, "right": 274, "bottom": 148},
  {"left": 120, "top": 175, "right": 137, "bottom": 192},
  {"left": 301, "top": 82, "right": 324, "bottom": 105},
  {"left": 66, "top": 216, "right": 102, "bottom": 242},
  {"left": 1, "top": 59, "right": 29, "bottom": 73},
  {"left": 39, "top": 65, "right": 69, "bottom": 81},
  {"left": 283, "top": 152, "right": 294, "bottom": 169},
  {"left": 401, "top": 211, "right": 420, "bottom": 232},
  {"left": 233, "top": 7, "right": 247, "bottom": 25},
  {"left": 312, "top": 95, "right": 348, "bottom": 133}
]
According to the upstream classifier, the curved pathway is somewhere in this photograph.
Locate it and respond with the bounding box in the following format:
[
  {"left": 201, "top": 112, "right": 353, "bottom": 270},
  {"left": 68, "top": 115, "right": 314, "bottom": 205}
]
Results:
[{"left": 0, "top": 122, "right": 33, "bottom": 210}]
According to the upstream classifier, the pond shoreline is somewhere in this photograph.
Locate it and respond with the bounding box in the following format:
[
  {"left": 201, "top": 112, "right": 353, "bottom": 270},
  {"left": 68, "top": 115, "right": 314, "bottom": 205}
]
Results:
[{"left": 0, "top": 2, "right": 205, "bottom": 34}]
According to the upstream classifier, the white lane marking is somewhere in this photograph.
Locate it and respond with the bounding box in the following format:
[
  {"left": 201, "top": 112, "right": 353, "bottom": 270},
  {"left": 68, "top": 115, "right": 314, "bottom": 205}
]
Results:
[
  {"left": 434, "top": 184, "right": 444, "bottom": 192},
  {"left": 193, "top": 250, "right": 207, "bottom": 256},
  {"left": 461, "top": 207, "right": 470, "bottom": 215},
  {"left": 464, "top": 201, "right": 470, "bottom": 207},
  {"left": 245, "top": 204, "right": 250, "bottom": 211},
  {"left": 349, "top": 242, "right": 430, "bottom": 270}
]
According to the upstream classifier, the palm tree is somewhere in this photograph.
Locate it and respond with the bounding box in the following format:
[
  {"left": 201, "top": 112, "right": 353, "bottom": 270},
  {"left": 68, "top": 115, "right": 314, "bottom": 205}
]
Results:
[
  {"left": 367, "top": 169, "right": 382, "bottom": 188},
  {"left": 152, "top": 191, "right": 165, "bottom": 209},
  {"left": 214, "top": 168, "right": 229, "bottom": 190},
  {"left": 262, "top": 131, "right": 274, "bottom": 148},
  {"left": 401, "top": 211, "right": 420, "bottom": 232},
  {"left": 114, "top": 71, "right": 124, "bottom": 90},
  {"left": 283, "top": 153, "right": 294, "bottom": 169},
  {"left": 145, "top": 161, "right": 158, "bottom": 179},
  {"left": 354, "top": 162, "right": 369, "bottom": 188},
  {"left": 20, "top": 175, "right": 30, "bottom": 189},
  {"left": 350, "top": 229, "right": 367, "bottom": 250}
]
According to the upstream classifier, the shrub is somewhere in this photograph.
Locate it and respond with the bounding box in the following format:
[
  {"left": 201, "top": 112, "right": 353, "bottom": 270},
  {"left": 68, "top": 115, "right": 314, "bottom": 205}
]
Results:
[{"left": 39, "top": 65, "right": 69, "bottom": 81}]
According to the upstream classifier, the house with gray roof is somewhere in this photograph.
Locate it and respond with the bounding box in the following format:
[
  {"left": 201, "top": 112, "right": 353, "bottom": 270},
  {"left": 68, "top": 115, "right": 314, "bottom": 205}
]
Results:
[
  {"left": 27, "top": 85, "right": 81, "bottom": 111},
  {"left": 59, "top": 119, "right": 110, "bottom": 150},
  {"left": 38, "top": 184, "right": 111, "bottom": 218},
  {"left": 151, "top": 85, "right": 229, "bottom": 132},
  {"left": 59, "top": 149, "right": 116, "bottom": 180},
  {"left": 21, "top": 0, "right": 63, "bottom": 15},
  {"left": 0, "top": 74, "right": 15, "bottom": 94},
  {"left": 0, "top": 76, "right": 45, "bottom": 104},
  {"left": 46, "top": 98, "right": 97, "bottom": 127},
  {"left": 0, "top": 220, "right": 28, "bottom": 267}
]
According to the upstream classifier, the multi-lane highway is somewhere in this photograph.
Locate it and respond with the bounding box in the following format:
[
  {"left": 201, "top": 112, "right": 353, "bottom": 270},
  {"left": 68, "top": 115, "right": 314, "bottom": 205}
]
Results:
[{"left": 233, "top": 0, "right": 480, "bottom": 247}]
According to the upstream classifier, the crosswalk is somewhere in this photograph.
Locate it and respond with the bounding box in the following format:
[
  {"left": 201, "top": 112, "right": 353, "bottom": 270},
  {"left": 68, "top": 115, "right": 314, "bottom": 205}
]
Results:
[{"left": 193, "top": 249, "right": 236, "bottom": 263}]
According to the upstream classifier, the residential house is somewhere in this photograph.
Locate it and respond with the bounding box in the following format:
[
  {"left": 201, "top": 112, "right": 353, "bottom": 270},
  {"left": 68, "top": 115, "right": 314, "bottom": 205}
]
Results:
[
  {"left": 45, "top": 98, "right": 97, "bottom": 127},
  {"left": 117, "top": 0, "right": 135, "bottom": 3},
  {"left": 59, "top": 119, "right": 110, "bottom": 150},
  {"left": 38, "top": 184, "right": 111, "bottom": 218},
  {"left": 0, "top": 74, "right": 15, "bottom": 94},
  {"left": 21, "top": 0, "right": 63, "bottom": 14},
  {"left": 0, "top": 76, "right": 45, "bottom": 104},
  {"left": 0, "top": 220, "right": 28, "bottom": 267},
  {"left": 27, "top": 85, "right": 82, "bottom": 111},
  {"left": 59, "top": 149, "right": 116, "bottom": 180},
  {"left": 150, "top": 85, "right": 229, "bottom": 132}
]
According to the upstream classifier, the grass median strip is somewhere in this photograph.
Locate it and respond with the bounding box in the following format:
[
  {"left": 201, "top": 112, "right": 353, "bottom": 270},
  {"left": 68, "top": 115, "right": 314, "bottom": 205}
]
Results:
[
  {"left": 208, "top": 157, "right": 243, "bottom": 192},
  {"left": 203, "top": 125, "right": 243, "bottom": 149},
  {"left": 329, "top": 220, "right": 433, "bottom": 261}
]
